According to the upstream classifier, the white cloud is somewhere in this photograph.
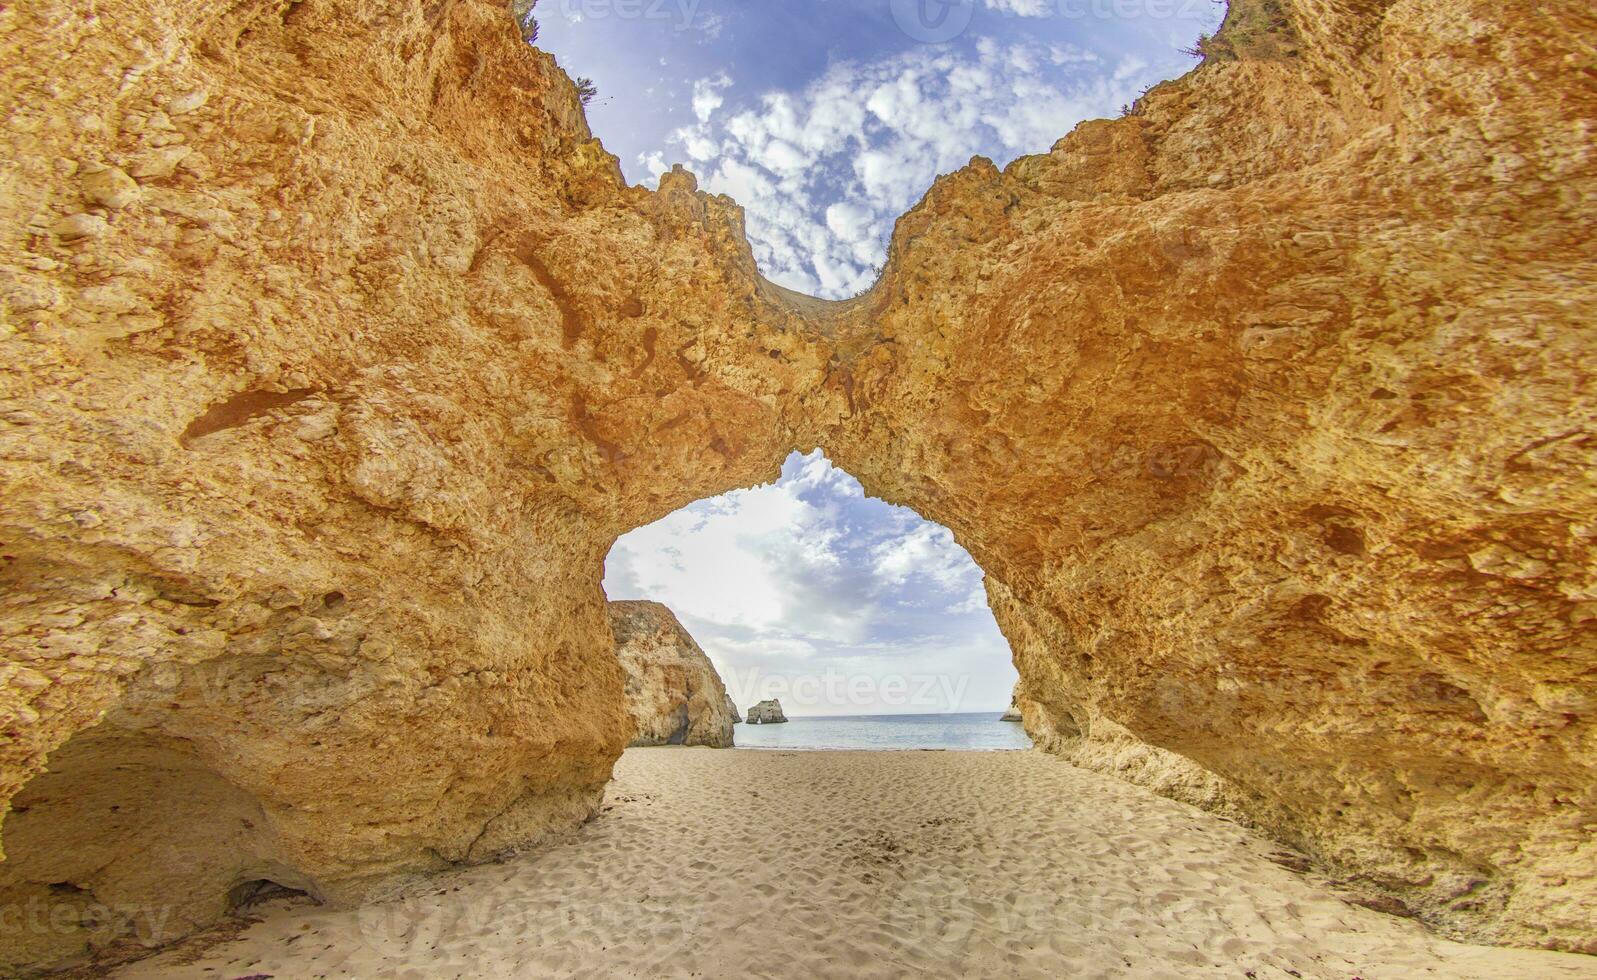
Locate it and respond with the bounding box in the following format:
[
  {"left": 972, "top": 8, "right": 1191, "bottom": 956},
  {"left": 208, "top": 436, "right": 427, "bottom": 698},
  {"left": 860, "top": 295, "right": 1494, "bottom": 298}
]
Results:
[
  {"left": 606, "top": 453, "right": 863, "bottom": 641},
  {"left": 824, "top": 202, "right": 873, "bottom": 243},
  {"left": 646, "top": 39, "right": 1179, "bottom": 298},
  {"left": 874, "top": 524, "right": 968, "bottom": 588},
  {"left": 691, "top": 72, "right": 731, "bottom": 122},
  {"left": 705, "top": 157, "right": 776, "bottom": 206},
  {"left": 637, "top": 150, "right": 669, "bottom": 180},
  {"left": 671, "top": 126, "right": 720, "bottom": 163},
  {"left": 692, "top": 11, "right": 728, "bottom": 41},
  {"left": 1114, "top": 54, "right": 1149, "bottom": 80},
  {"left": 759, "top": 138, "right": 808, "bottom": 176},
  {"left": 985, "top": 0, "right": 1055, "bottom": 15}
]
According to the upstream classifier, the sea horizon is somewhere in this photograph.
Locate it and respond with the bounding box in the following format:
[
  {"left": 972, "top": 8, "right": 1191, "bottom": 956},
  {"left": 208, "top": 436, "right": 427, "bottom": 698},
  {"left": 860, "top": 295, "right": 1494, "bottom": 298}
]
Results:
[
  {"left": 762, "top": 710, "right": 1010, "bottom": 720},
  {"left": 733, "top": 710, "right": 1032, "bottom": 752}
]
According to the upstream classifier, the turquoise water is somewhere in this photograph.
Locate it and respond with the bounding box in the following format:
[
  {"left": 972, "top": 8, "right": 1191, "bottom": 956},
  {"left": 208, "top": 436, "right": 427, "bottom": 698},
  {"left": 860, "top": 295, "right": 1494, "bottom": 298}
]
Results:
[{"left": 734, "top": 713, "right": 1032, "bottom": 751}]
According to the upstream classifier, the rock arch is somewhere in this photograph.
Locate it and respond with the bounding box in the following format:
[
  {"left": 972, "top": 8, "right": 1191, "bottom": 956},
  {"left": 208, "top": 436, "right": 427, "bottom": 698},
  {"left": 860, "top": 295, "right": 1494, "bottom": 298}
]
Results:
[{"left": 0, "top": 0, "right": 1591, "bottom": 969}]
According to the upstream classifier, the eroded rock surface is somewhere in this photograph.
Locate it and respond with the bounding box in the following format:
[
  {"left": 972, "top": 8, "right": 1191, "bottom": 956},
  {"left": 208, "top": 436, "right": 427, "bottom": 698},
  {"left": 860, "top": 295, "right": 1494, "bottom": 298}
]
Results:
[
  {"left": 1, "top": 0, "right": 1592, "bottom": 968},
  {"left": 608, "top": 601, "right": 735, "bottom": 748},
  {"left": 820, "top": 0, "right": 1597, "bottom": 948},
  {"left": 0, "top": 0, "right": 822, "bottom": 970}
]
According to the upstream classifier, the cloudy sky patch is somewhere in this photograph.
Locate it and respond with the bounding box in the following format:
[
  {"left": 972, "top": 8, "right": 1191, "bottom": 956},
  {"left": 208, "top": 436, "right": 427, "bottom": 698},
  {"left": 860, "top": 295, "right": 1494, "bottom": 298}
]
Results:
[
  {"left": 539, "top": 0, "right": 1219, "bottom": 296},
  {"left": 604, "top": 453, "right": 1017, "bottom": 715}
]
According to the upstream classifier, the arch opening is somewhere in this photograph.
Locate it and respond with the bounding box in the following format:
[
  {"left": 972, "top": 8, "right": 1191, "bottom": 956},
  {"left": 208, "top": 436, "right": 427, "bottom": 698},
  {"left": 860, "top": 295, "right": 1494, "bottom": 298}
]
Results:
[
  {"left": 0, "top": 721, "right": 307, "bottom": 973},
  {"left": 603, "top": 450, "right": 1029, "bottom": 746}
]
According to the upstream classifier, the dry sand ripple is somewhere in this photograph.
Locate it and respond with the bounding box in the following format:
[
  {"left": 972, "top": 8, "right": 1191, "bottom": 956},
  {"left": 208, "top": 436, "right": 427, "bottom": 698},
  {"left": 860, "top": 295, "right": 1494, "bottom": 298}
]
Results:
[{"left": 116, "top": 750, "right": 1596, "bottom": 979}]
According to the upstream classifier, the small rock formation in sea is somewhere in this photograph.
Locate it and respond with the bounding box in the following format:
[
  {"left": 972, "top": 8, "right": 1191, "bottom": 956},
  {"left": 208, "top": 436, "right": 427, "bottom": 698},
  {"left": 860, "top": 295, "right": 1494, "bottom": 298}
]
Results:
[
  {"left": 608, "top": 602, "right": 735, "bottom": 748},
  {"left": 746, "top": 700, "right": 789, "bottom": 725},
  {"left": 725, "top": 695, "right": 743, "bottom": 724}
]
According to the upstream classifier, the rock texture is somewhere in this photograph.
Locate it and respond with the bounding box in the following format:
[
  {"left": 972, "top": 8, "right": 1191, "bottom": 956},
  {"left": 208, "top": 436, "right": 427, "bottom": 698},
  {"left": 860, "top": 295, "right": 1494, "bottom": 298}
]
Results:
[
  {"left": 745, "top": 700, "right": 789, "bottom": 725},
  {"left": 820, "top": 0, "right": 1597, "bottom": 947},
  {"left": 608, "top": 601, "right": 734, "bottom": 748},
  {"left": 0, "top": 0, "right": 1592, "bottom": 969},
  {"left": 0, "top": 1, "right": 817, "bottom": 971},
  {"left": 726, "top": 695, "right": 743, "bottom": 724}
]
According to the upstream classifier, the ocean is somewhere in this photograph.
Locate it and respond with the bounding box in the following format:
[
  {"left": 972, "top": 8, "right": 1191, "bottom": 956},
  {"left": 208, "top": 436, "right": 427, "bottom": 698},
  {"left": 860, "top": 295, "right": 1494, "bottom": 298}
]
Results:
[{"left": 733, "top": 712, "right": 1032, "bottom": 751}]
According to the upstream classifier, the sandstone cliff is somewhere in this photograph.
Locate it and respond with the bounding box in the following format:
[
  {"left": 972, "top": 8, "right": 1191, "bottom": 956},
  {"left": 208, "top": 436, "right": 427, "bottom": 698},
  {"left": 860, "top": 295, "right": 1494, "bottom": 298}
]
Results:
[
  {"left": 608, "top": 601, "right": 735, "bottom": 749},
  {"left": 823, "top": 0, "right": 1597, "bottom": 948},
  {"left": 0, "top": 0, "right": 1592, "bottom": 968},
  {"left": 0, "top": 2, "right": 819, "bottom": 971}
]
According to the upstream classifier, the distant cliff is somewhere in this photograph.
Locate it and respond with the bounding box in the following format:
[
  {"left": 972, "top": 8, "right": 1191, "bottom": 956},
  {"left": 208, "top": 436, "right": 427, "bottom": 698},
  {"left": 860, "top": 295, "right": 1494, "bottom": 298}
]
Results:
[{"left": 609, "top": 602, "right": 736, "bottom": 748}]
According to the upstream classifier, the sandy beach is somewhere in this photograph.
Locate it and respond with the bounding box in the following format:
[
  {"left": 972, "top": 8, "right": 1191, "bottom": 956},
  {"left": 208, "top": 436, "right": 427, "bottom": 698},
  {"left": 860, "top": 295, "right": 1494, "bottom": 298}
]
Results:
[{"left": 114, "top": 750, "right": 1595, "bottom": 979}]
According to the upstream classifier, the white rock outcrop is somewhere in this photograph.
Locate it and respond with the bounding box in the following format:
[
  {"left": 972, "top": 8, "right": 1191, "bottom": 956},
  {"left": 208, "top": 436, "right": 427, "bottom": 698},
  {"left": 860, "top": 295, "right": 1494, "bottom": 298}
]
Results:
[
  {"left": 609, "top": 602, "right": 735, "bottom": 749},
  {"left": 746, "top": 700, "right": 788, "bottom": 725}
]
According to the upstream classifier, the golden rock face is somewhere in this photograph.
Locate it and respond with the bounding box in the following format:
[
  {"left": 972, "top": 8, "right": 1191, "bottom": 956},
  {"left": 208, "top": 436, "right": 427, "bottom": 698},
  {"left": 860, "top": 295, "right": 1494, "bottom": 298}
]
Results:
[
  {"left": 0, "top": 0, "right": 1592, "bottom": 969},
  {"left": 609, "top": 600, "right": 736, "bottom": 748}
]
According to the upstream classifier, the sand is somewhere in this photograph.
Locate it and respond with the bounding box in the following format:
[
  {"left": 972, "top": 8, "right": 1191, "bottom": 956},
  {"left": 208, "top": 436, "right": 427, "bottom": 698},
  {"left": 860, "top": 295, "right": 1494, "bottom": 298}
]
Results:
[{"left": 114, "top": 750, "right": 1596, "bottom": 979}]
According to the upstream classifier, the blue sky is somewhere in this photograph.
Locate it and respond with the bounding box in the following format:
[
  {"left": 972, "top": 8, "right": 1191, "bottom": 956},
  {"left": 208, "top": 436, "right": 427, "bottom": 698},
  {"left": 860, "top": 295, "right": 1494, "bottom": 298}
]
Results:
[
  {"left": 561, "top": 1, "right": 1221, "bottom": 714},
  {"left": 536, "top": 0, "right": 1222, "bottom": 297}
]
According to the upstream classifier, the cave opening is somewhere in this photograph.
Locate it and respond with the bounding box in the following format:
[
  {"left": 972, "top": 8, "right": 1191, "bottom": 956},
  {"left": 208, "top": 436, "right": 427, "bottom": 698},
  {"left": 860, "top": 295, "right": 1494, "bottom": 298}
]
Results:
[
  {"left": 602, "top": 450, "right": 1029, "bottom": 749},
  {"left": 0, "top": 716, "right": 317, "bottom": 970}
]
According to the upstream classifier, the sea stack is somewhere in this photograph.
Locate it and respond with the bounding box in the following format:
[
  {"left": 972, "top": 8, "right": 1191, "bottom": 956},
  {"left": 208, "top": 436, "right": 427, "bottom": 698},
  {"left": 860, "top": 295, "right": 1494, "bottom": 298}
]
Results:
[
  {"left": 608, "top": 602, "right": 736, "bottom": 748},
  {"left": 746, "top": 699, "right": 788, "bottom": 725}
]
